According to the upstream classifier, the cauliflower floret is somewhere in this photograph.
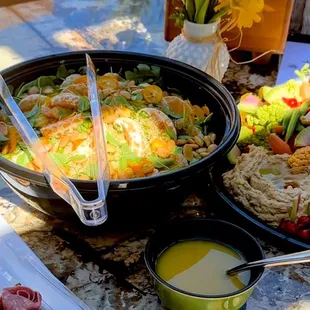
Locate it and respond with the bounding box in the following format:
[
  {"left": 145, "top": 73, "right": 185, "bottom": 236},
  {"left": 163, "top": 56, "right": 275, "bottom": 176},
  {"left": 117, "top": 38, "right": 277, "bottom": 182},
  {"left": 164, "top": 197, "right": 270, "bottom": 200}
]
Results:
[
  {"left": 288, "top": 146, "right": 310, "bottom": 168},
  {"left": 300, "top": 111, "right": 310, "bottom": 125}
]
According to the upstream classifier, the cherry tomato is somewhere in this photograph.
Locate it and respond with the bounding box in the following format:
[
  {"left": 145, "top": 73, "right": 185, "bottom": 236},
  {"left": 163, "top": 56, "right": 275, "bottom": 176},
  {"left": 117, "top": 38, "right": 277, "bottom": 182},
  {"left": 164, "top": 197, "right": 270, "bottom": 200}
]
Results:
[{"left": 282, "top": 97, "right": 300, "bottom": 108}]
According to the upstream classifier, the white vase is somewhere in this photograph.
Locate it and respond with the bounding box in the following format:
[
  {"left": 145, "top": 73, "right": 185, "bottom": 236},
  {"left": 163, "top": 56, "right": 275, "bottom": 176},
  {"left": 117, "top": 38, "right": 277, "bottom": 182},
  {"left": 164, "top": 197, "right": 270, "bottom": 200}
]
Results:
[{"left": 166, "top": 20, "right": 230, "bottom": 82}]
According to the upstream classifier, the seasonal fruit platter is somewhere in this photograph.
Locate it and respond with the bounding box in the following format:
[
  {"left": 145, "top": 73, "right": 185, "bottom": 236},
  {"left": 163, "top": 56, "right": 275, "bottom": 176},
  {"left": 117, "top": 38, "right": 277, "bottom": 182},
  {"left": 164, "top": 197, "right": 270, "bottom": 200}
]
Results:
[{"left": 210, "top": 64, "right": 310, "bottom": 249}]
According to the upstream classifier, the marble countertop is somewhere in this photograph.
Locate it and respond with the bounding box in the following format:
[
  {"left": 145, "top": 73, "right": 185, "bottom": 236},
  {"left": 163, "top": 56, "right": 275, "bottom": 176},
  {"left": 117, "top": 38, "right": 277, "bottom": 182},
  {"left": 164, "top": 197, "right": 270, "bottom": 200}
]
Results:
[{"left": 0, "top": 1, "right": 310, "bottom": 309}]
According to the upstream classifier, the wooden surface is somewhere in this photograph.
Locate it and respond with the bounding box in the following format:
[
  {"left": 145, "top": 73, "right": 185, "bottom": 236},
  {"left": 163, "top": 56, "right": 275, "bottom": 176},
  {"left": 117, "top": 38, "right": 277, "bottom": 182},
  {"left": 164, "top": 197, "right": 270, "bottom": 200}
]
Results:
[
  {"left": 290, "top": 0, "right": 306, "bottom": 33},
  {"left": 165, "top": 0, "right": 294, "bottom": 55},
  {"left": 0, "top": 0, "right": 39, "bottom": 7}
]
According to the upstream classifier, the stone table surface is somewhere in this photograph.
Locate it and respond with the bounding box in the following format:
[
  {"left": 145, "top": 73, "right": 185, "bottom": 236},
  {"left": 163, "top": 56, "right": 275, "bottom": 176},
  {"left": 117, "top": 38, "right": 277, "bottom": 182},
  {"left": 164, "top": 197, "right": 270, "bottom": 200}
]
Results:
[{"left": 0, "top": 1, "right": 310, "bottom": 309}]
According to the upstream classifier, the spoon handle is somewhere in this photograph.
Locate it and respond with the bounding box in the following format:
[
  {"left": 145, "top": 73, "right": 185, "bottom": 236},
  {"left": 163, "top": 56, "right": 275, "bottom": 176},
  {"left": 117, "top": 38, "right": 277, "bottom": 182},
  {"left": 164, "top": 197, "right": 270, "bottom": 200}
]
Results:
[{"left": 227, "top": 250, "right": 310, "bottom": 276}]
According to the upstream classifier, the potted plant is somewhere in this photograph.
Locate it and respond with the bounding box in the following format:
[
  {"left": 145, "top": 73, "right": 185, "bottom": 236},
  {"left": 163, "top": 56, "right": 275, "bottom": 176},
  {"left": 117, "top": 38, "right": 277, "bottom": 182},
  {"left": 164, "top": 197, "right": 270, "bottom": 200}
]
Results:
[{"left": 166, "top": 0, "right": 272, "bottom": 82}]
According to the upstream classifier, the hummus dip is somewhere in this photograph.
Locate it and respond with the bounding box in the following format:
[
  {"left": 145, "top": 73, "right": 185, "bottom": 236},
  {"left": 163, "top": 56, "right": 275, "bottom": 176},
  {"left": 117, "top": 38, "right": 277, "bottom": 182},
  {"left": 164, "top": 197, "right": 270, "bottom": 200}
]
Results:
[{"left": 223, "top": 145, "right": 310, "bottom": 227}]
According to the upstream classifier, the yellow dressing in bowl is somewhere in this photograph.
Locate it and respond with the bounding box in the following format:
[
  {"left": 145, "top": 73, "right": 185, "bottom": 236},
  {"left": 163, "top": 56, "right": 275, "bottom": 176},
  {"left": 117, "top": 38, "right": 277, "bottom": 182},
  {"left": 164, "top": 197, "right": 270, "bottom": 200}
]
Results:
[{"left": 156, "top": 240, "right": 250, "bottom": 296}]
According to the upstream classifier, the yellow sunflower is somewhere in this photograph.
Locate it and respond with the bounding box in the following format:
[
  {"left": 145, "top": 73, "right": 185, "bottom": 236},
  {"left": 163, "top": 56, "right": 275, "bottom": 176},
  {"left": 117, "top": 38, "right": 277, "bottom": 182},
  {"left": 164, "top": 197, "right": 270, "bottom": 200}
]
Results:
[{"left": 215, "top": 0, "right": 273, "bottom": 30}]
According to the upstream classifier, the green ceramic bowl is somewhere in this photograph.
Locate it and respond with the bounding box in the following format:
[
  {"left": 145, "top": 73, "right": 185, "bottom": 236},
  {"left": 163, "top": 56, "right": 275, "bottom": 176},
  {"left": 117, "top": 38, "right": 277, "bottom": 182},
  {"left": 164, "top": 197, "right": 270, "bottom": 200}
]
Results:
[{"left": 144, "top": 219, "right": 265, "bottom": 310}]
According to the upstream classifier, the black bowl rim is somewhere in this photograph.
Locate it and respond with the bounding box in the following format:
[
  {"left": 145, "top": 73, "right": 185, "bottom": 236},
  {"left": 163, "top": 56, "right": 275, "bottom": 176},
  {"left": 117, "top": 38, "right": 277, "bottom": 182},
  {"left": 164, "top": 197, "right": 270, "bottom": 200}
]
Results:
[
  {"left": 0, "top": 50, "right": 240, "bottom": 189},
  {"left": 209, "top": 165, "right": 310, "bottom": 250},
  {"left": 144, "top": 218, "right": 265, "bottom": 299}
]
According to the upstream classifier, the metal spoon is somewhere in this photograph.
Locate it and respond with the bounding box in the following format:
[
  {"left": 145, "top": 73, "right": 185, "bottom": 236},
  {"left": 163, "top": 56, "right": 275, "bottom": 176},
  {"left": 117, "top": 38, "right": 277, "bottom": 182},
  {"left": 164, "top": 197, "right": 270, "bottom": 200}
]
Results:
[{"left": 227, "top": 250, "right": 310, "bottom": 276}]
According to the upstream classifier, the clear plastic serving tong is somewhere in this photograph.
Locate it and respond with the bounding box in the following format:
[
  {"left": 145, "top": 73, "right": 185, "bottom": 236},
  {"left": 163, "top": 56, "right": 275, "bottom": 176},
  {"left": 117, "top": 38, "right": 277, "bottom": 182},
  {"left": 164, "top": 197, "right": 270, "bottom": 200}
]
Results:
[{"left": 0, "top": 54, "right": 110, "bottom": 226}]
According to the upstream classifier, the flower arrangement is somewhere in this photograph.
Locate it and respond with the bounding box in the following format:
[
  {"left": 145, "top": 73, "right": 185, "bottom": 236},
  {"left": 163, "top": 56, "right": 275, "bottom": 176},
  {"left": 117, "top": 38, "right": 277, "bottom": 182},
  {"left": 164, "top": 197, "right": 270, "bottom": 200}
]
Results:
[{"left": 170, "top": 0, "right": 273, "bottom": 31}]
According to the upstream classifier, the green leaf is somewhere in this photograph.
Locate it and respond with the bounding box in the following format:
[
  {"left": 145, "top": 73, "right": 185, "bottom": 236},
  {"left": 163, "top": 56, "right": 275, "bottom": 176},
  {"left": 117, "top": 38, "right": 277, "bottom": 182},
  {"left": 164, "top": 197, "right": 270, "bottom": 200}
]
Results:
[
  {"left": 113, "top": 96, "right": 135, "bottom": 111},
  {"left": 194, "top": 0, "right": 209, "bottom": 24},
  {"left": 79, "top": 66, "right": 87, "bottom": 75},
  {"left": 16, "top": 152, "right": 32, "bottom": 167},
  {"left": 0, "top": 133, "right": 8, "bottom": 142},
  {"left": 67, "top": 69, "right": 76, "bottom": 76},
  {"left": 15, "top": 80, "right": 37, "bottom": 97},
  {"left": 137, "top": 64, "right": 151, "bottom": 72},
  {"left": 185, "top": 0, "right": 195, "bottom": 22},
  {"left": 37, "top": 76, "right": 55, "bottom": 88},
  {"left": 78, "top": 97, "right": 90, "bottom": 112},
  {"left": 86, "top": 163, "right": 98, "bottom": 180},
  {"left": 208, "top": 6, "right": 230, "bottom": 23},
  {"left": 23, "top": 104, "right": 40, "bottom": 119},
  {"left": 151, "top": 66, "right": 160, "bottom": 76},
  {"left": 125, "top": 64, "right": 161, "bottom": 85},
  {"left": 57, "top": 109, "right": 72, "bottom": 119},
  {"left": 147, "top": 156, "right": 174, "bottom": 169},
  {"left": 131, "top": 93, "right": 143, "bottom": 101},
  {"left": 77, "top": 118, "right": 92, "bottom": 133},
  {"left": 50, "top": 153, "right": 68, "bottom": 166},
  {"left": 104, "top": 97, "right": 113, "bottom": 105},
  {"left": 56, "top": 64, "right": 68, "bottom": 79}
]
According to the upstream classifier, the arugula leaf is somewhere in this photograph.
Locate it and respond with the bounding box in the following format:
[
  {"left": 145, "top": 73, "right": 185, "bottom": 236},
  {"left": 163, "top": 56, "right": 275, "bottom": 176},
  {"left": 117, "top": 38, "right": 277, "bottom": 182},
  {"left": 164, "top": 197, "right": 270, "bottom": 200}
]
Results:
[
  {"left": 67, "top": 69, "right": 76, "bottom": 76},
  {"left": 79, "top": 66, "right": 87, "bottom": 75},
  {"left": 150, "top": 66, "right": 160, "bottom": 76},
  {"left": 15, "top": 76, "right": 55, "bottom": 97},
  {"left": 104, "top": 97, "right": 113, "bottom": 105},
  {"left": 23, "top": 104, "right": 40, "bottom": 119},
  {"left": 113, "top": 96, "right": 135, "bottom": 111},
  {"left": 56, "top": 64, "right": 68, "bottom": 79},
  {"left": 78, "top": 97, "right": 90, "bottom": 112},
  {"left": 0, "top": 133, "right": 8, "bottom": 142},
  {"left": 131, "top": 93, "right": 143, "bottom": 101},
  {"left": 147, "top": 156, "right": 174, "bottom": 169},
  {"left": 77, "top": 118, "right": 92, "bottom": 133},
  {"left": 15, "top": 80, "right": 37, "bottom": 97},
  {"left": 37, "top": 76, "right": 55, "bottom": 88},
  {"left": 56, "top": 108, "right": 72, "bottom": 119},
  {"left": 125, "top": 64, "right": 161, "bottom": 85},
  {"left": 137, "top": 64, "right": 151, "bottom": 72}
]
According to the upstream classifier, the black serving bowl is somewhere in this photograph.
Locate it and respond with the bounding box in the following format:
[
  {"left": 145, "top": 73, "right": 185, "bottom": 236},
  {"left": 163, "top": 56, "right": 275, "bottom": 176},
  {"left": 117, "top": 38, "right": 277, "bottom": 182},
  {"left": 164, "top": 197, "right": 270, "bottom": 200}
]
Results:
[
  {"left": 144, "top": 219, "right": 265, "bottom": 310},
  {"left": 0, "top": 51, "right": 240, "bottom": 221}
]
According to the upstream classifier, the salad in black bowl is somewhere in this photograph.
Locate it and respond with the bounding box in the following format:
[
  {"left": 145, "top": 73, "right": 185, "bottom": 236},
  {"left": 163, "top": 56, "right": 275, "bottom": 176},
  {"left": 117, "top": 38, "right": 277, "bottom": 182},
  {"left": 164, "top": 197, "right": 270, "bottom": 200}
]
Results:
[{"left": 0, "top": 51, "right": 239, "bottom": 221}]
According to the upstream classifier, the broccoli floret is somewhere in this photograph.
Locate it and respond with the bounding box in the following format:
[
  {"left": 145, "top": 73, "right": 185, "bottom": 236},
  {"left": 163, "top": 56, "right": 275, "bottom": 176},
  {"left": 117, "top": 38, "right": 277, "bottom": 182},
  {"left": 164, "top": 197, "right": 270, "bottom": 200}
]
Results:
[
  {"left": 246, "top": 100, "right": 289, "bottom": 131},
  {"left": 237, "top": 126, "right": 269, "bottom": 149}
]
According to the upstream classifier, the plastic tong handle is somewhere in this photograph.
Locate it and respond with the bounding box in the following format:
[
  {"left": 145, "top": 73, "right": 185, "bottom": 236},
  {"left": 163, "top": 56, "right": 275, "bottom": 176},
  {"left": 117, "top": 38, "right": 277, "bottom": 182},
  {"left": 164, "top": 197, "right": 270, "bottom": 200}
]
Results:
[{"left": 0, "top": 57, "right": 109, "bottom": 226}]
